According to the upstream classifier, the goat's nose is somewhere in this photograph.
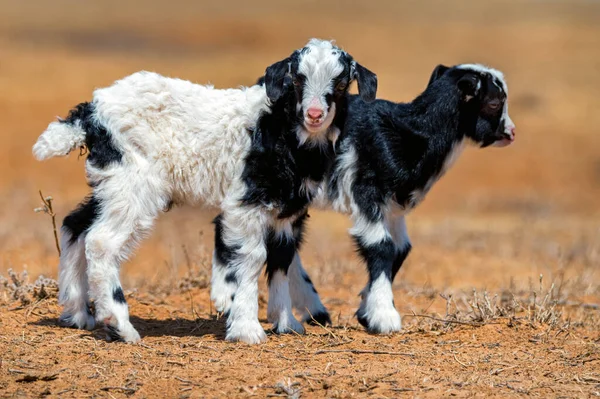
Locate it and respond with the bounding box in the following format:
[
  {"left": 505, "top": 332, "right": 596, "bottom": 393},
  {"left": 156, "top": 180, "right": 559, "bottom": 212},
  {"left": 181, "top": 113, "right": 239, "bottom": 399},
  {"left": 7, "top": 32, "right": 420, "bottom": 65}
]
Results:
[
  {"left": 511, "top": 126, "right": 516, "bottom": 137},
  {"left": 307, "top": 108, "right": 324, "bottom": 120}
]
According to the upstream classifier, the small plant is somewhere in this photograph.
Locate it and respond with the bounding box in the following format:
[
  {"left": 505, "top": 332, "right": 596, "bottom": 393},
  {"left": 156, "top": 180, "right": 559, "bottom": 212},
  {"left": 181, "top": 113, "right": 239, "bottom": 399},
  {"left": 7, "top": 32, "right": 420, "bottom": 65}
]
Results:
[
  {"left": 0, "top": 268, "right": 58, "bottom": 305},
  {"left": 34, "top": 190, "right": 61, "bottom": 257}
]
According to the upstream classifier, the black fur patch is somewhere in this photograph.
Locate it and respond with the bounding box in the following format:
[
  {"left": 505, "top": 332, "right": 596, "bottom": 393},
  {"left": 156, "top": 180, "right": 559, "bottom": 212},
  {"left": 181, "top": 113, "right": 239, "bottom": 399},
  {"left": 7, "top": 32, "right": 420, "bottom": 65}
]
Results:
[
  {"left": 225, "top": 272, "right": 237, "bottom": 285},
  {"left": 265, "top": 229, "right": 297, "bottom": 284},
  {"left": 353, "top": 235, "right": 397, "bottom": 283},
  {"left": 62, "top": 195, "right": 100, "bottom": 245},
  {"left": 112, "top": 287, "right": 127, "bottom": 304},
  {"left": 63, "top": 102, "right": 122, "bottom": 168},
  {"left": 292, "top": 212, "right": 309, "bottom": 249},
  {"left": 392, "top": 244, "right": 412, "bottom": 281},
  {"left": 213, "top": 215, "right": 239, "bottom": 267},
  {"left": 356, "top": 309, "right": 370, "bottom": 330}
]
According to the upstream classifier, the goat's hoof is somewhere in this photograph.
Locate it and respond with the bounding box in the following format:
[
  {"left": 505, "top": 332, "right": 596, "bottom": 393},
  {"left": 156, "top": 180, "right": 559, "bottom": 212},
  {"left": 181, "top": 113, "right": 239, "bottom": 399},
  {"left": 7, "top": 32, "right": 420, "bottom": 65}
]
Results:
[
  {"left": 356, "top": 306, "right": 402, "bottom": 334},
  {"left": 226, "top": 320, "right": 267, "bottom": 344},
  {"left": 103, "top": 321, "right": 141, "bottom": 343},
  {"left": 304, "top": 310, "right": 332, "bottom": 326},
  {"left": 272, "top": 316, "right": 305, "bottom": 335},
  {"left": 58, "top": 311, "right": 96, "bottom": 330},
  {"left": 211, "top": 289, "right": 235, "bottom": 315}
]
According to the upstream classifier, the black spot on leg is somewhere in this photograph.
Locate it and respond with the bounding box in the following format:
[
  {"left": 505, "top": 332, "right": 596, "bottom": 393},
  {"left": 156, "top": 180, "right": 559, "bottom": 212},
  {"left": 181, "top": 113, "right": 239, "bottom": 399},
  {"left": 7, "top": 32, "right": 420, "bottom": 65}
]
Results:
[
  {"left": 112, "top": 287, "right": 126, "bottom": 304},
  {"left": 225, "top": 272, "right": 237, "bottom": 285},
  {"left": 301, "top": 272, "right": 318, "bottom": 294},
  {"left": 213, "top": 214, "right": 239, "bottom": 266}
]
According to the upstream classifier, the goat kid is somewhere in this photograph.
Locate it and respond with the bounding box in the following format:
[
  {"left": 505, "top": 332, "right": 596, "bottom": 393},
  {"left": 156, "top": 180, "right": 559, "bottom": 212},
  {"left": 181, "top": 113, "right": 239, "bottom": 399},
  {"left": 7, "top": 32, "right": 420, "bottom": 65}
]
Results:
[
  {"left": 32, "top": 39, "right": 377, "bottom": 344},
  {"left": 264, "top": 63, "right": 516, "bottom": 333}
]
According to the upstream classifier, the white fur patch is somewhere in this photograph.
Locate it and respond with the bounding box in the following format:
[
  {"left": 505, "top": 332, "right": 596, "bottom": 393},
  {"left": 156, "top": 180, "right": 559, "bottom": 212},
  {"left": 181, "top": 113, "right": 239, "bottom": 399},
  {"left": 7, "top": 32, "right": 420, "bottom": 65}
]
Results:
[
  {"left": 267, "top": 270, "right": 305, "bottom": 334},
  {"left": 349, "top": 216, "right": 391, "bottom": 246},
  {"left": 92, "top": 71, "right": 270, "bottom": 207},
  {"left": 210, "top": 250, "right": 236, "bottom": 314},
  {"left": 33, "top": 120, "right": 86, "bottom": 161},
  {"left": 358, "top": 273, "right": 401, "bottom": 334},
  {"left": 297, "top": 40, "right": 344, "bottom": 143},
  {"left": 57, "top": 229, "right": 95, "bottom": 330}
]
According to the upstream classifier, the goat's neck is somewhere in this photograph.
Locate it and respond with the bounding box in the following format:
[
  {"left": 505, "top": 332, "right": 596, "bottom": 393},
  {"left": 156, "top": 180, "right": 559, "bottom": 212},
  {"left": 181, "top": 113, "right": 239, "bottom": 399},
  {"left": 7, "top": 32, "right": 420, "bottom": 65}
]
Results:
[{"left": 387, "top": 95, "right": 467, "bottom": 190}]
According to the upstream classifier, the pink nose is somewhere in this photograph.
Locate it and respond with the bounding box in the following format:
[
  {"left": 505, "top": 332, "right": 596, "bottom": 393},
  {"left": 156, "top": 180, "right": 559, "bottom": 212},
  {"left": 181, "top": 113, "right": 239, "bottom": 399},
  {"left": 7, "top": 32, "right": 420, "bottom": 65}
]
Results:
[{"left": 307, "top": 108, "right": 324, "bottom": 120}]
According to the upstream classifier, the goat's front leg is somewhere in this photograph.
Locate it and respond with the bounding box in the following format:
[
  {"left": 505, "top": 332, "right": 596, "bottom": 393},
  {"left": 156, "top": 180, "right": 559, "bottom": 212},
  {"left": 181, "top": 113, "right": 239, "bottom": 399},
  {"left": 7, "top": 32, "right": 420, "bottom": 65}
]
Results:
[
  {"left": 265, "top": 222, "right": 305, "bottom": 335},
  {"left": 351, "top": 213, "right": 402, "bottom": 334},
  {"left": 218, "top": 207, "right": 268, "bottom": 344},
  {"left": 269, "top": 212, "right": 331, "bottom": 327}
]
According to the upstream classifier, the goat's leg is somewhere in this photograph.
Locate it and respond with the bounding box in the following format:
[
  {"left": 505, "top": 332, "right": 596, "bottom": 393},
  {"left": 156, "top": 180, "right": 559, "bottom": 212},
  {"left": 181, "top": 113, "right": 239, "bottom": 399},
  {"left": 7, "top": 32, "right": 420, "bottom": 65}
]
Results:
[
  {"left": 270, "top": 212, "right": 330, "bottom": 326},
  {"left": 220, "top": 207, "right": 268, "bottom": 344},
  {"left": 287, "top": 253, "right": 331, "bottom": 326},
  {"left": 85, "top": 179, "right": 164, "bottom": 343},
  {"left": 389, "top": 214, "right": 412, "bottom": 281},
  {"left": 210, "top": 214, "right": 237, "bottom": 315},
  {"left": 352, "top": 215, "right": 402, "bottom": 334},
  {"left": 57, "top": 198, "right": 97, "bottom": 330},
  {"left": 265, "top": 222, "right": 304, "bottom": 335}
]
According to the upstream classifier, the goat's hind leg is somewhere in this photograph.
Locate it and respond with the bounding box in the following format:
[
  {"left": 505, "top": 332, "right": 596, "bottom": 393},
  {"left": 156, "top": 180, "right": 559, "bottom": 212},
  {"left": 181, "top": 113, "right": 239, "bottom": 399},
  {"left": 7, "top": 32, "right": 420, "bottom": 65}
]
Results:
[
  {"left": 57, "top": 198, "right": 97, "bottom": 330},
  {"left": 210, "top": 215, "right": 237, "bottom": 315},
  {"left": 85, "top": 182, "right": 164, "bottom": 343},
  {"left": 353, "top": 214, "right": 402, "bottom": 334}
]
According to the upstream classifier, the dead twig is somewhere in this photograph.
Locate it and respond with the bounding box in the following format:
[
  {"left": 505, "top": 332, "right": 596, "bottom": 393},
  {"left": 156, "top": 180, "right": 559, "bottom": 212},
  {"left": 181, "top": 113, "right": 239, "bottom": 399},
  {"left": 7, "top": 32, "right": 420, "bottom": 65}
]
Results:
[
  {"left": 406, "top": 313, "right": 503, "bottom": 326},
  {"left": 34, "top": 190, "right": 61, "bottom": 256},
  {"left": 100, "top": 386, "right": 137, "bottom": 394},
  {"left": 314, "top": 349, "right": 414, "bottom": 357},
  {"left": 453, "top": 353, "right": 471, "bottom": 368}
]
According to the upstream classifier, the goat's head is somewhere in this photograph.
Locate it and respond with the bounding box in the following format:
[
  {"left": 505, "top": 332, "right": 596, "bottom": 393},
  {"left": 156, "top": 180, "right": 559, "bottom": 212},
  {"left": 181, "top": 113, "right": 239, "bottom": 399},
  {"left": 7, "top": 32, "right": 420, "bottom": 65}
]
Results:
[
  {"left": 428, "top": 63, "right": 516, "bottom": 148},
  {"left": 263, "top": 39, "right": 377, "bottom": 141}
]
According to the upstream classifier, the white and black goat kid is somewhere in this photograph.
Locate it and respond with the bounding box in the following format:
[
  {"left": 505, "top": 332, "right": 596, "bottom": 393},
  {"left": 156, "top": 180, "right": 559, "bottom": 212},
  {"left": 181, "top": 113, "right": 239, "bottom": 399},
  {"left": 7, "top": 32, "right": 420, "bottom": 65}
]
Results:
[
  {"left": 211, "top": 41, "right": 377, "bottom": 340},
  {"left": 32, "top": 39, "right": 377, "bottom": 344},
  {"left": 272, "top": 64, "right": 516, "bottom": 334}
]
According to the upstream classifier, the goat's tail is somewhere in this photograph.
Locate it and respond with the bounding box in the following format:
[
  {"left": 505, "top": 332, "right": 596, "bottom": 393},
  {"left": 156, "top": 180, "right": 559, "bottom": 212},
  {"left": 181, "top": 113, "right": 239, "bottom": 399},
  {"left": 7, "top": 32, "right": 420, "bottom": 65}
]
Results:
[{"left": 33, "top": 102, "right": 91, "bottom": 161}]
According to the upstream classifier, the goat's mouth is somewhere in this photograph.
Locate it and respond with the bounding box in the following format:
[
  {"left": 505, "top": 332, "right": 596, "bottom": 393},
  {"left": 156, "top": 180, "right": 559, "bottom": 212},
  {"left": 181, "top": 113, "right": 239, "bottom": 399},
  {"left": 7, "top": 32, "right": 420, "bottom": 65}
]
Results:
[
  {"left": 303, "top": 118, "right": 326, "bottom": 132},
  {"left": 492, "top": 133, "right": 514, "bottom": 148}
]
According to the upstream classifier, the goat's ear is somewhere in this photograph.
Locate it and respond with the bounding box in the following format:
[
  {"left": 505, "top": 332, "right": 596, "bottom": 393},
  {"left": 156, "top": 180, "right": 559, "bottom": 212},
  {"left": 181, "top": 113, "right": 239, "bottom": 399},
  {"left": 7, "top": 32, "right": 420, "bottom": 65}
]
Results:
[
  {"left": 352, "top": 62, "right": 377, "bottom": 102},
  {"left": 457, "top": 73, "right": 481, "bottom": 101},
  {"left": 427, "top": 64, "right": 449, "bottom": 87},
  {"left": 264, "top": 58, "right": 290, "bottom": 103}
]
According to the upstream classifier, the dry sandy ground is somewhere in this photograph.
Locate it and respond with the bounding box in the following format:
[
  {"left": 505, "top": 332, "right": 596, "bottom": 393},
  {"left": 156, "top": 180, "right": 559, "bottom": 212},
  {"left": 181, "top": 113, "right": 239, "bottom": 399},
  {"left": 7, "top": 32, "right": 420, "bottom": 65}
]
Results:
[{"left": 1, "top": 0, "right": 599, "bottom": 397}]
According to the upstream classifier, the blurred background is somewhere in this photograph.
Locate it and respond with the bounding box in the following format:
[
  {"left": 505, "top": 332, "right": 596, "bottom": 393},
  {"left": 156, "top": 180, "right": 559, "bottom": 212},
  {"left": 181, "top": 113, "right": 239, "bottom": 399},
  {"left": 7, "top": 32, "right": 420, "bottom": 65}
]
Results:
[{"left": 1, "top": 0, "right": 598, "bottom": 300}]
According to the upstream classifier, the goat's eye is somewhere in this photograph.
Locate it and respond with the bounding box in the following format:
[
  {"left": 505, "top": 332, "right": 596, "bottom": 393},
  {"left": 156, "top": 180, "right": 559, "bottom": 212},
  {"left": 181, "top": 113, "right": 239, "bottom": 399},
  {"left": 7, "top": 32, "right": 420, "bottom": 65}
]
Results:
[
  {"left": 487, "top": 99, "right": 502, "bottom": 110},
  {"left": 292, "top": 78, "right": 300, "bottom": 87},
  {"left": 336, "top": 82, "right": 347, "bottom": 91}
]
